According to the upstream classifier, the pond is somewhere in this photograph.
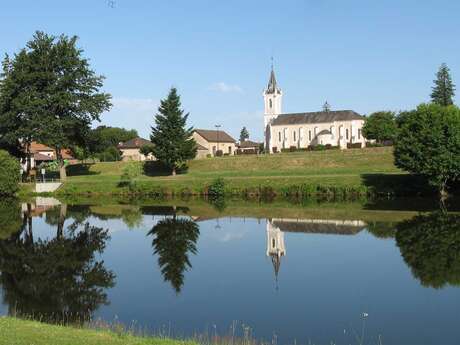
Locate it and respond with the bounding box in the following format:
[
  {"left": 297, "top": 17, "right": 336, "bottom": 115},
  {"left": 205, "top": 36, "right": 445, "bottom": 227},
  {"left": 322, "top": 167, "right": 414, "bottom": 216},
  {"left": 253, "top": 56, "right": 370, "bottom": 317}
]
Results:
[{"left": 0, "top": 197, "right": 459, "bottom": 345}]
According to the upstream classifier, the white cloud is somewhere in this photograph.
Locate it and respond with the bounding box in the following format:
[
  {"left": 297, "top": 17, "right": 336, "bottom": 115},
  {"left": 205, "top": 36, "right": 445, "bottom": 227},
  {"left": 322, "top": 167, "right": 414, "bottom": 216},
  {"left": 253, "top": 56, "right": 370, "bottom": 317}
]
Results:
[
  {"left": 98, "top": 97, "right": 158, "bottom": 138},
  {"left": 209, "top": 82, "right": 243, "bottom": 94}
]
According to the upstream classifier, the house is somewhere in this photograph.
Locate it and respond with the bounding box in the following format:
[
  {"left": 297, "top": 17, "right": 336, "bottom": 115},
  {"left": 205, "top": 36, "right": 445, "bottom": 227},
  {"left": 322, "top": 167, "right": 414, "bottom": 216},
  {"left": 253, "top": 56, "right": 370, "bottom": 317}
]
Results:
[
  {"left": 21, "top": 142, "right": 76, "bottom": 170},
  {"left": 192, "top": 129, "right": 237, "bottom": 157},
  {"left": 263, "top": 67, "right": 366, "bottom": 153},
  {"left": 237, "top": 140, "right": 261, "bottom": 154},
  {"left": 118, "top": 137, "right": 154, "bottom": 161}
]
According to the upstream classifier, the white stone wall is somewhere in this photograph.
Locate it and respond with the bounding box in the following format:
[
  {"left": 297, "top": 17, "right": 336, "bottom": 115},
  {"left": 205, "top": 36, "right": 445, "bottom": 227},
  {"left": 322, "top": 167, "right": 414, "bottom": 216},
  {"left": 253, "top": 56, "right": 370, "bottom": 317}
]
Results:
[{"left": 269, "top": 119, "right": 366, "bottom": 151}]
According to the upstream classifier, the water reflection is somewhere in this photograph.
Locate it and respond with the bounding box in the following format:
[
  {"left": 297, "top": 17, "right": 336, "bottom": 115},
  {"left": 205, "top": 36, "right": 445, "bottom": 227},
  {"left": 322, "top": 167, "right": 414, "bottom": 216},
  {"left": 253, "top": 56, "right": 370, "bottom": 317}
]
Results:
[
  {"left": 0, "top": 198, "right": 459, "bottom": 344},
  {"left": 0, "top": 203, "right": 115, "bottom": 324},
  {"left": 264, "top": 218, "right": 368, "bottom": 288},
  {"left": 148, "top": 210, "right": 200, "bottom": 293},
  {"left": 396, "top": 211, "right": 460, "bottom": 288}
]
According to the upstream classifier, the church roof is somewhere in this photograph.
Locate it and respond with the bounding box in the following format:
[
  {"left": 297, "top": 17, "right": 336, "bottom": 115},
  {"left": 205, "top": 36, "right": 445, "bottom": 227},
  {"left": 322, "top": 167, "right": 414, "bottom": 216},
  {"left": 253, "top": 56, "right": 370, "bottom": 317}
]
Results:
[
  {"left": 271, "top": 110, "right": 364, "bottom": 126},
  {"left": 266, "top": 68, "right": 281, "bottom": 94},
  {"left": 272, "top": 220, "right": 365, "bottom": 235}
]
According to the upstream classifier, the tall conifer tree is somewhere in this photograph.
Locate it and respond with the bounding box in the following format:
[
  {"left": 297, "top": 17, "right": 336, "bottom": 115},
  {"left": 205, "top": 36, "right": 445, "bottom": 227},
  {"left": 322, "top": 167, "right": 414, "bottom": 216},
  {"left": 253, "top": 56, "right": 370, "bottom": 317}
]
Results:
[
  {"left": 150, "top": 88, "right": 197, "bottom": 175},
  {"left": 431, "top": 63, "right": 456, "bottom": 106}
]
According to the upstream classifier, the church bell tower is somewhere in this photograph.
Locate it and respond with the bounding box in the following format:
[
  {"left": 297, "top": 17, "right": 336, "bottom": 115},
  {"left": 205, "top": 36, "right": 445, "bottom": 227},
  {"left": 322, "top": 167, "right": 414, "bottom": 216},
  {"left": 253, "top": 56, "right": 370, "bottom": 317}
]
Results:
[
  {"left": 263, "top": 65, "right": 283, "bottom": 127},
  {"left": 263, "top": 64, "right": 283, "bottom": 152}
]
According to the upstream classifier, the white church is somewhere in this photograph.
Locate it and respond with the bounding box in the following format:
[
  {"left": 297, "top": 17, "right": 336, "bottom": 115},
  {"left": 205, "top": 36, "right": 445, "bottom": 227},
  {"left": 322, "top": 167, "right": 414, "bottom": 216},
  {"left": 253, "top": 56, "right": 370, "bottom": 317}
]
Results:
[{"left": 263, "top": 67, "right": 367, "bottom": 153}]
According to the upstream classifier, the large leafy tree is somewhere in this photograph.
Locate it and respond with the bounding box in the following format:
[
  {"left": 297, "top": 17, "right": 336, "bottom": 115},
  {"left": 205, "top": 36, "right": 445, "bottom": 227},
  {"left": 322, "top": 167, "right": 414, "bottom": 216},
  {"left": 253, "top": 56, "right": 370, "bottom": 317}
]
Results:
[
  {"left": 148, "top": 215, "right": 199, "bottom": 293},
  {"left": 239, "top": 126, "right": 249, "bottom": 142},
  {"left": 362, "top": 111, "right": 397, "bottom": 143},
  {"left": 88, "top": 126, "right": 138, "bottom": 155},
  {"left": 396, "top": 212, "right": 460, "bottom": 289},
  {"left": 394, "top": 103, "right": 460, "bottom": 198},
  {"left": 149, "top": 88, "right": 197, "bottom": 176},
  {"left": 0, "top": 150, "right": 20, "bottom": 196},
  {"left": 0, "top": 211, "right": 115, "bottom": 324},
  {"left": 431, "top": 63, "right": 456, "bottom": 106},
  {"left": 0, "top": 31, "right": 111, "bottom": 179}
]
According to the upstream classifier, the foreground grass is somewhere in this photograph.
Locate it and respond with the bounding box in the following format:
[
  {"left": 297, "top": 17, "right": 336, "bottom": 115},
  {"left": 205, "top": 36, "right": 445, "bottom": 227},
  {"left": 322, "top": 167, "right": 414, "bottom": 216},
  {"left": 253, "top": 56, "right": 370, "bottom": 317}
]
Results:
[
  {"left": 0, "top": 317, "right": 196, "bottom": 345},
  {"left": 54, "top": 147, "right": 415, "bottom": 196}
]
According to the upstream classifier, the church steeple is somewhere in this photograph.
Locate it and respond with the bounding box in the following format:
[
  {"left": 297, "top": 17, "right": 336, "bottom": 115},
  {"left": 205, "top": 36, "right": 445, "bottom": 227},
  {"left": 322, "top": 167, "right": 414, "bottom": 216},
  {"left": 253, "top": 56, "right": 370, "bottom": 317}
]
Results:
[
  {"left": 266, "top": 220, "right": 286, "bottom": 290},
  {"left": 263, "top": 61, "right": 283, "bottom": 154},
  {"left": 267, "top": 67, "right": 280, "bottom": 94}
]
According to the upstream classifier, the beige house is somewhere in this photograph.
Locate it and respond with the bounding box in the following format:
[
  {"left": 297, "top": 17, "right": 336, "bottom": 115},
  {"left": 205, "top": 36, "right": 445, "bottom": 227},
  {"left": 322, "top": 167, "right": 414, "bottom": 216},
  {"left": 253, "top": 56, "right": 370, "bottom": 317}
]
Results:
[
  {"left": 192, "top": 129, "right": 237, "bottom": 157},
  {"left": 21, "top": 142, "right": 76, "bottom": 171},
  {"left": 118, "top": 137, "right": 154, "bottom": 161},
  {"left": 263, "top": 67, "right": 366, "bottom": 153}
]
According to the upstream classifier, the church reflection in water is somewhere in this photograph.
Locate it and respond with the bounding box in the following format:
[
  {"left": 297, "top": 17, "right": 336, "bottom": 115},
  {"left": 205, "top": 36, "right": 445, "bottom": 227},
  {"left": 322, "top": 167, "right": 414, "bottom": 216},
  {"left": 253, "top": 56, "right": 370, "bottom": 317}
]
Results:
[{"left": 265, "top": 218, "right": 367, "bottom": 286}]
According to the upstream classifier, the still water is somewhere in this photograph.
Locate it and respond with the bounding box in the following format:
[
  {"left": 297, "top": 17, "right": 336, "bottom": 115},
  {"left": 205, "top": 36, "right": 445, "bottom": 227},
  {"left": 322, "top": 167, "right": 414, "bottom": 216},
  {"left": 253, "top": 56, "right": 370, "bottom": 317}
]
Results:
[{"left": 0, "top": 198, "right": 459, "bottom": 345}]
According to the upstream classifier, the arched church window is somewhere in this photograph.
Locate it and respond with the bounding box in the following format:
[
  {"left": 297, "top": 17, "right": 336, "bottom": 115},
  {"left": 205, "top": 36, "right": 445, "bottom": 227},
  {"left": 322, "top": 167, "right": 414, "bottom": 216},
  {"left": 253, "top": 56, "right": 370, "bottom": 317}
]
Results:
[
  {"left": 346, "top": 129, "right": 349, "bottom": 140},
  {"left": 309, "top": 130, "right": 312, "bottom": 141},
  {"left": 293, "top": 131, "right": 296, "bottom": 141},
  {"left": 272, "top": 238, "right": 276, "bottom": 248},
  {"left": 278, "top": 132, "right": 281, "bottom": 142},
  {"left": 269, "top": 99, "right": 272, "bottom": 108}
]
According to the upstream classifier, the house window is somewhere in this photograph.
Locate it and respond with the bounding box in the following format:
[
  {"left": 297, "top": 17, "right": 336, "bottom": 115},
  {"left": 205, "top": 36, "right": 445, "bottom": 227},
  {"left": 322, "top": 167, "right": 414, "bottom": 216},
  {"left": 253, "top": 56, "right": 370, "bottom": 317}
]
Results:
[
  {"left": 309, "top": 130, "right": 312, "bottom": 141},
  {"left": 212, "top": 146, "right": 216, "bottom": 155},
  {"left": 293, "top": 131, "right": 296, "bottom": 141},
  {"left": 278, "top": 132, "right": 281, "bottom": 142},
  {"left": 346, "top": 129, "right": 349, "bottom": 140},
  {"left": 228, "top": 146, "right": 232, "bottom": 154},
  {"left": 358, "top": 128, "right": 361, "bottom": 140},
  {"left": 314, "top": 127, "right": 318, "bottom": 136}
]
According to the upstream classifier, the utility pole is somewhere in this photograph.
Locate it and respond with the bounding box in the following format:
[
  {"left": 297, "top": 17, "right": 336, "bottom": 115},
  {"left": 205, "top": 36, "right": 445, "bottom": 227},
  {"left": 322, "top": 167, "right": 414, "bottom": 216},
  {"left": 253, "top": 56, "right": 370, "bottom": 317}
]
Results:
[{"left": 215, "top": 124, "right": 221, "bottom": 156}]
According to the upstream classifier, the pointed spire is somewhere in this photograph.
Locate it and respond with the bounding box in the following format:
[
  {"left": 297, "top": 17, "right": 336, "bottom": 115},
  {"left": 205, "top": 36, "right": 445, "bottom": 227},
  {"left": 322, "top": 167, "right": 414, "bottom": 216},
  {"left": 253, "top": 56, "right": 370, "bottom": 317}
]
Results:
[
  {"left": 266, "top": 58, "right": 280, "bottom": 94},
  {"left": 323, "top": 100, "right": 331, "bottom": 112}
]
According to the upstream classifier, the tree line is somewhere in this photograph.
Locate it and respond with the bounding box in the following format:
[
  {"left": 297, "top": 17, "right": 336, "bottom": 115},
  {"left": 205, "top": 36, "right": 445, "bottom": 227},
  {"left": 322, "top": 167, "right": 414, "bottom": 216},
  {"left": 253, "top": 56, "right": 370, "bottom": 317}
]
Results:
[{"left": 362, "top": 63, "right": 459, "bottom": 198}]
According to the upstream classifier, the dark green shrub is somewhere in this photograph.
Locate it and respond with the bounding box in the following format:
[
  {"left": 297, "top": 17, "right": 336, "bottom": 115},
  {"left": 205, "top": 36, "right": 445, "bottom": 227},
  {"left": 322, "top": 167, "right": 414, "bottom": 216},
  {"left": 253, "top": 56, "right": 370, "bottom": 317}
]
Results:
[
  {"left": 347, "top": 143, "right": 362, "bottom": 149},
  {"left": 95, "top": 146, "right": 121, "bottom": 162},
  {"left": 207, "top": 177, "right": 225, "bottom": 197},
  {"left": 314, "top": 144, "right": 326, "bottom": 151},
  {"left": 0, "top": 150, "right": 20, "bottom": 196},
  {"left": 215, "top": 150, "right": 223, "bottom": 157}
]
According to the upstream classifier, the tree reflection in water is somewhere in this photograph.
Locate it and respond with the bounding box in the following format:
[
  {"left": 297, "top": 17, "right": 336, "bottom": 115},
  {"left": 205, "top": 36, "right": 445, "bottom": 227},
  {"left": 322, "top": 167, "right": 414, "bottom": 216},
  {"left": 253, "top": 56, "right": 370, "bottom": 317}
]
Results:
[
  {"left": 396, "top": 211, "right": 460, "bottom": 289},
  {"left": 148, "top": 212, "right": 199, "bottom": 294},
  {"left": 0, "top": 204, "right": 115, "bottom": 325}
]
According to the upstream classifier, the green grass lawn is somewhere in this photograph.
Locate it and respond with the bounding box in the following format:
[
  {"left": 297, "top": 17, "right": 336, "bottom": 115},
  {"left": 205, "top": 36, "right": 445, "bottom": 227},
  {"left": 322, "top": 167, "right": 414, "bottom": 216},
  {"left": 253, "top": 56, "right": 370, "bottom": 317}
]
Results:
[
  {"left": 54, "top": 147, "right": 425, "bottom": 196},
  {"left": 0, "top": 317, "right": 196, "bottom": 345}
]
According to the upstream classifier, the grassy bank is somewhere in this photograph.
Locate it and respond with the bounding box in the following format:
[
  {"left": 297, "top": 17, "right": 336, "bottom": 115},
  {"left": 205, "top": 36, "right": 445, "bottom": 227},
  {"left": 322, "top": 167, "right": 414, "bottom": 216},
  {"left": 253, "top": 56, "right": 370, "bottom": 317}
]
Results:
[
  {"left": 33, "top": 147, "right": 434, "bottom": 197},
  {"left": 0, "top": 317, "right": 196, "bottom": 345}
]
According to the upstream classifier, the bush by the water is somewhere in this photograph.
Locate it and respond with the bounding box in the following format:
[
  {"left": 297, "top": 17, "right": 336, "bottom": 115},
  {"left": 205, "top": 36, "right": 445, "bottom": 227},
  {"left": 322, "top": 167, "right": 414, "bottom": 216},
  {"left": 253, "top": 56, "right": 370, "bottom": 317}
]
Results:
[
  {"left": 207, "top": 177, "right": 225, "bottom": 197},
  {"left": 0, "top": 150, "right": 20, "bottom": 196}
]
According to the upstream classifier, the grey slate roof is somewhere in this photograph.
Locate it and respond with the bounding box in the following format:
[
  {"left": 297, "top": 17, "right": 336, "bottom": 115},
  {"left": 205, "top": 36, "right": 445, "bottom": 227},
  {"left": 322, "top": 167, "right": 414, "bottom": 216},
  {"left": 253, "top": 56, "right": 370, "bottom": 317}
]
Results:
[
  {"left": 118, "top": 137, "right": 152, "bottom": 149},
  {"left": 266, "top": 68, "right": 281, "bottom": 94},
  {"left": 238, "top": 140, "right": 261, "bottom": 148},
  {"left": 271, "top": 110, "right": 364, "bottom": 126},
  {"left": 272, "top": 221, "right": 365, "bottom": 235},
  {"left": 194, "top": 129, "right": 236, "bottom": 143}
]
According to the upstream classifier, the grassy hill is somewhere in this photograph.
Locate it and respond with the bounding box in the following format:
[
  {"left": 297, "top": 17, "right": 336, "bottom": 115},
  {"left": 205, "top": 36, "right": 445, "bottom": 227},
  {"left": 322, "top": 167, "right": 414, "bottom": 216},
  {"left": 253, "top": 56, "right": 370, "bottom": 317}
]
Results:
[{"left": 56, "top": 147, "right": 426, "bottom": 197}]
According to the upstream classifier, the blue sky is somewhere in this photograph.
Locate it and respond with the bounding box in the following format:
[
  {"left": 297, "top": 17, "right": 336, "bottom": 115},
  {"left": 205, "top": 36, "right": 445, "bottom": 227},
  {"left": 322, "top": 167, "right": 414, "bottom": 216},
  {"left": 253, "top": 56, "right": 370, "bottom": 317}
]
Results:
[{"left": 1, "top": 0, "right": 459, "bottom": 141}]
